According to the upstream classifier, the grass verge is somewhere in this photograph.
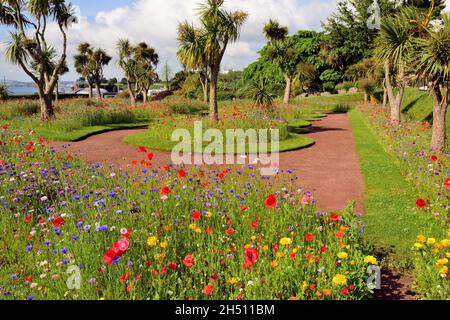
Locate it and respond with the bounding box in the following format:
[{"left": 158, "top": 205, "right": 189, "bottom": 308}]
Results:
[{"left": 348, "top": 109, "right": 443, "bottom": 269}]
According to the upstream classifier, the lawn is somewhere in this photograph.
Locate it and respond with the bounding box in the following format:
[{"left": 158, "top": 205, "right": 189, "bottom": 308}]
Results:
[{"left": 348, "top": 109, "right": 444, "bottom": 269}]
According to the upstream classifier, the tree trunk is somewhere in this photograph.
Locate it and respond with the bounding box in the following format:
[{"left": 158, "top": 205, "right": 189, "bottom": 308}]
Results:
[
  {"left": 95, "top": 78, "right": 102, "bottom": 99},
  {"left": 88, "top": 82, "right": 93, "bottom": 99},
  {"left": 384, "top": 60, "right": 403, "bottom": 124},
  {"left": 382, "top": 85, "right": 388, "bottom": 108},
  {"left": 55, "top": 81, "right": 59, "bottom": 106},
  {"left": 143, "top": 89, "right": 148, "bottom": 103},
  {"left": 39, "top": 90, "right": 55, "bottom": 122},
  {"left": 127, "top": 81, "right": 136, "bottom": 106},
  {"left": 364, "top": 91, "right": 368, "bottom": 105},
  {"left": 429, "top": 81, "right": 448, "bottom": 153},
  {"left": 209, "top": 66, "right": 219, "bottom": 120},
  {"left": 283, "top": 75, "right": 292, "bottom": 104}
]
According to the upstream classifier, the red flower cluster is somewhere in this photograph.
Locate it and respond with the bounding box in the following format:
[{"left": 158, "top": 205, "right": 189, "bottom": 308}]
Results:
[
  {"left": 416, "top": 198, "right": 427, "bottom": 208},
  {"left": 444, "top": 178, "right": 450, "bottom": 190},
  {"left": 51, "top": 217, "right": 65, "bottom": 228},
  {"left": 218, "top": 169, "right": 229, "bottom": 180},
  {"left": 103, "top": 238, "right": 129, "bottom": 265},
  {"left": 160, "top": 186, "right": 170, "bottom": 196}
]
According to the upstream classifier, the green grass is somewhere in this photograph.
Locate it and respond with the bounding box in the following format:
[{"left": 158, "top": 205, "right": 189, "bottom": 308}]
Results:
[
  {"left": 123, "top": 130, "right": 315, "bottom": 154},
  {"left": 293, "top": 92, "right": 364, "bottom": 111},
  {"left": 348, "top": 109, "right": 443, "bottom": 269},
  {"left": 36, "top": 122, "right": 149, "bottom": 141},
  {"left": 401, "top": 87, "right": 450, "bottom": 135}
]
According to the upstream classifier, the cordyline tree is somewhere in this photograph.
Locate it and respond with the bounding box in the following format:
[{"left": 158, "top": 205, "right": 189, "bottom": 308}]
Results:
[
  {"left": 177, "top": 21, "right": 210, "bottom": 104},
  {"left": 117, "top": 39, "right": 158, "bottom": 106},
  {"left": 263, "top": 19, "right": 301, "bottom": 104},
  {"left": 1, "top": 0, "right": 76, "bottom": 121},
  {"left": 179, "top": 0, "right": 248, "bottom": 120},
  {"left": 74, "top": 43, "right": 112, "bottom": 99}
]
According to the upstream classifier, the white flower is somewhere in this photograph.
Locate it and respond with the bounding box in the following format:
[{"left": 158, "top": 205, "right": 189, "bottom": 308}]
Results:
[{"left": 40, "top": 196, "right": 48, "bottom": 202}]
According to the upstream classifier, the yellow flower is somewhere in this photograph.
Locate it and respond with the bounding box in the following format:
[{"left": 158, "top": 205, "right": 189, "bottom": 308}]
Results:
[
  {"left": 446, "top": 253, "right": 450, "bottom": 259},
  {"left": 279, "top": 238, "right": 292, "bottom": 246},
  {"left": 262, "top": 245, "right": 269, "bottom": 251},
  {"left": 205, "top": 211, "right": 213, "bottom": 218},
  {"left": 189, "top": 223, "right": 197, "bottom": 230},
  {"left": 160, "top": 241, "right": 168, "bottom": 248},
  {"left": 226, "top": 277, "right": 239, "bottom": 284},
  {"left": 302, "top": 281, "right": 308, "bottom": 291},
  {"left": 427, "top": 238, "right": 436, "bottom": 245},
  {"left": 349, "top": 260, "right": 356, "bottom": 266},
  {"left": 315, "top": 291, "right": 322, "bottom": 298},
  {"left": 147, "top": 236, "right": 157, "bottom": 247},
  {"left": 436, "top": 258, "right": 449, "bottom": 266},
  {"left": 416, "top": 235, "right": 426, "bottom": 243},
  {"left": 276, "top": 252, "right": 285, "bottom": 258},
  {"left": 292, "top": 248, "right": 298, "bottom": 254},
  {"left": 194, "top": 227, "right": 201, "bottom": 233},
  {"left": 414, "top": 243, "right": 424, "bottom": 249},
  {"left": 364, "top": 255, "right": 378, "bottom": 265},
  {"left": 439, "top": 266, "right": 448, "bottom": 276},
  {"left": 432, "top": 248, "right": 439, "bottom": 254},
  {"left": 440, "top": 239, "right": 449, "bottom": 247},
  {"left": 251, "top": 235, "right": 256, "bottom": 241},
  {"left": 332, "top": 274, "right": 347, "bottom": 286},
  {"left": 337, "top": 252, "right": 348, "bottom": 259},
  {"left": 270, "top": 260, "right": 279, "bottom": 269},
  {"left": 288, "top": 296, "right": 298, "bottom": 300}
]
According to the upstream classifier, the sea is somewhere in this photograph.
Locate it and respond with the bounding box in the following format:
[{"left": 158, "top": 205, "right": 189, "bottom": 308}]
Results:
[{"left": 6, "top": 84, "right": 75, "bottom": 96}]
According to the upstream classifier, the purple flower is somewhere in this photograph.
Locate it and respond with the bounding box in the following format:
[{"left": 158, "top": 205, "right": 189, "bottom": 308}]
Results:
[{"left": 25, "top": 245, "right": 33, "bottom": 252}]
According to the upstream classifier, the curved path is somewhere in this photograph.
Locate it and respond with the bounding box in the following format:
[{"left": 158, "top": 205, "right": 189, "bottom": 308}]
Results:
[{"left": 51, "top": 113, "right": 365, "bottom": 212}]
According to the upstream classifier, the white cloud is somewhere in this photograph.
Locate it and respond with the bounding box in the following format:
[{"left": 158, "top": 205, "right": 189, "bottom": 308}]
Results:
[{"left": 1, "top": 0, "right": 338, "bottom": 81}]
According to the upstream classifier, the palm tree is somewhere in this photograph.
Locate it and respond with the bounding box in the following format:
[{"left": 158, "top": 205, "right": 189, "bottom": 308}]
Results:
[
  {"left": 415, "top": 14, "right": 450, "bottom": 153},
  {"left": 134, "top": 42, "right": 159, "bottom": 103},
  {"left": 192, "top": 0, "right": 248, "bottom": 120},
  {"left": 248, "top": 78, "right": 275, "bottom": 113},
  {"left": 74, "top": 43, "right": 111, "bottom": 99},
  {"left": 263, "top": 20, "right": 298, "bottom": 104},
  {"left": 177, "top": 21, "right": 210, "bottom": 103},
  {"left": 375, "top": 14, "right": 414, "bottom": 123},
  {"left": 1, "top": 0, "right": 76, "bottom": 121}
]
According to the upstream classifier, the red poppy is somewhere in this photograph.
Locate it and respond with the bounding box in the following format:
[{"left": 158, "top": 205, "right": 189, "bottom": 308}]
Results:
[
  {"left": 205, "top": 227, "right": 212, "bottom": 234},
  {"left": 160, "top": 186, "right": 170, "bottom": 196},
  {"left": 225, "top": 227, "right": 235, "bottom": 236},
  {"left": 243, "top": 248, "right": 259, "bottom": 269},
  {"left": 178, "top": 169, "right": 186, "bottom": 178},
  {"left": 192, "top": 211, "right": 201, "bottom": 221},
  {"left": 145, "top": 260, "right": 152, "bottom": 267},
  {"left": 25, "top": 215, "right": 31, "bottom": 222},
  {"left": 416, "top": 198, "right": 427, "bottom": 208},
  {"left": 183, "top": 254, "right": 195, "bottom": 268},
  {"left": 103, "top": 249, "right": 117, "bottom": 265},
  {"left": 250, "top": 221, "right": 258, "bottom": 229},
  {"left": 203, "top": 284, "right": 214, "bottom": 296},
  {"left": 240, "top": 205, "right": 248, "bottom": 212},
  {"left": 320, "top": 245, "right": 327, "bottom": 252},
  {"left": 132, "top": 160, "right": 138, "bottom": 166},
  {"left": 211, "top": 274, "right": 218, "bottom": 282},
  {"left": 51, "top": 217, "right": 65, "bottom": 228},
  {"left": 168, "top": 262, "right": 177, "bottom": 271},
  {"left": 119, "top": 272, "right": 131, "bottom": 283},
  {"left": 342, "top": 287, "right": 349, "bottom": 295},
  {"left": 305, "top": 233, "right": 314, "bottom": 241},
  {"left": 430, "top": 155, "right": 438, "bottom": 162},
  {"left": 146, "top": 152, "right": 154, "bottom": 161},
  {"left": 330, "top": 213, "right": 340, "bottom": 221},
  {"left": 138, "top": 146, "right": 147, "bottom": 153},
  {"left": 163, "top": 164, "right": 170, "bottom": 171},
  {"left": 2, "top": 124, "right": 9, "bottom": 131},
  {"left": 335, "top": 231, "right": 344, "bottom": 238},
  {"left": 444, "top": 178, "right": 450, "bottom": 189},
  {"left": 265, "top": 194, "right": 277, "bottom": 208}
]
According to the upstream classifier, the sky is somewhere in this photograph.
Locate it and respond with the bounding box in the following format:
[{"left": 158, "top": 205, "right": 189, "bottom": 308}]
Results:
[{"left": 0, "top": 0, "right": 448, "bottom": 82}]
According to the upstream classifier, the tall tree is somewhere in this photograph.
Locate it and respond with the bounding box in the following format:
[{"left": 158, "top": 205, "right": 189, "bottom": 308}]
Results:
[
  {"left": 161, "top": 61, "right": 172, "bottom": 90},
  {"left": 180, "top": 0, "right": 248, "bottom": 120},
  {"left": 415, "top": 13, "right": 450, "bottom": 153},
  {"left": 2, "top": 0, "right": 76, "bottom": 121},
  {"left": 177, "top": 21, "right": 209, "bottom": 103},
  {"left": 117, "top": 39, "right": 158, "bottom": 106},
  {"left": 74, "top": 43, "right": 112, "bottom": 99}
]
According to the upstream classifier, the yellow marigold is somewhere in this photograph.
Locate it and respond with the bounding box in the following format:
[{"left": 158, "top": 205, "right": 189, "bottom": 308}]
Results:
[
  {"left": 205, "top": 211, "right": 213, "bottom": 218},
  {"left": 226, "top": 277, "right": 239, "bottom": 284},
  {"left": 302, "top": 281, "right": 308, "bottom": 291},
  {"left": 414, "top": 243, "right": 424, "bottom": 249},
  {"left": 427, "top": 238, "right": 436, "bottom": 245},
  {"left": 280, "top": 238, "right": 292, "bottom": 246},
  {"left": 276, "top": 252, "right": 285, "bottom": 258},
  {"left": 262, "top": 245, "right": 269, "bottom": 251},
  {"left": 323, "top": 289, "right": 332, "bottom": 296},
  {"left": 446, "top": 253, "right": 450, "bottom": 259},
  {"left": 349, "top": 260, "right": 356, "bottom": 266},
  {"left": 432, "top": 248, "right": 439, "bottom": 254},
  {"left": 189, "top": 223, "right": 197, "bottom": 230},
  {"left": 194, "top": 227, "right": 201, "bottom": 233},
  {"left": 439, "top": 266, "right": 448, "bottom": 276},
  {"left": 440, "top": 239, "right": 449, "bottom": 247},
  {"left": 436, "top": 258, "right": 449, "bottom": 266},
  {"left": 416, "top": 235, "right": 426, "bottom": 243},
  {"left": 288, "top": 296, "right": 298, "bottom": 300},
  {"left": 160, "top": 241, "right": 168, "bottom": 248},
  {"left": 315, "top": 291, "right": 322, "bottom": 298},
  {"left": 332, "top": 274, "right": 347, "bottom": 286},
  {"left": 364, "top": 255, "right": 378, "bottom": 265},
  {"left": 270, "top": 260, "right": 279, "bottom": 269},
  {"left": 337, "top": 252, "right": 348, "bottom": 259},
  {"left": 147, "top": 236, "right": 157, "bottom": 247},
  {"left": 244, "top": 244, "right": 251, "bottom": 249},
  {"left": 292, "top": 248, "right": 298, "bottom": 254},
  {"left": 251, "top": 236, "right": 256, "bottom": 241}
]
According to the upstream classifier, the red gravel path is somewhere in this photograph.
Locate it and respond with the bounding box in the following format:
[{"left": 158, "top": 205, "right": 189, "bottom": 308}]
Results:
[{"left": 51, "top": 113, "right": 365, "bottom": 212}]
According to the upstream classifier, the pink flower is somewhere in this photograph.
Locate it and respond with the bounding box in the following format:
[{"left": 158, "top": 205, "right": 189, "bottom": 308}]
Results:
[{"left": 115, "top": 238, "right": 129, "bottom": 252}]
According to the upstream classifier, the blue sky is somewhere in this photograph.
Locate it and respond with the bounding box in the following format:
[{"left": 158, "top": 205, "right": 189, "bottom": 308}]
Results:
[{"left": 1, "top": 0, "right": 447, "bottom": 82}]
